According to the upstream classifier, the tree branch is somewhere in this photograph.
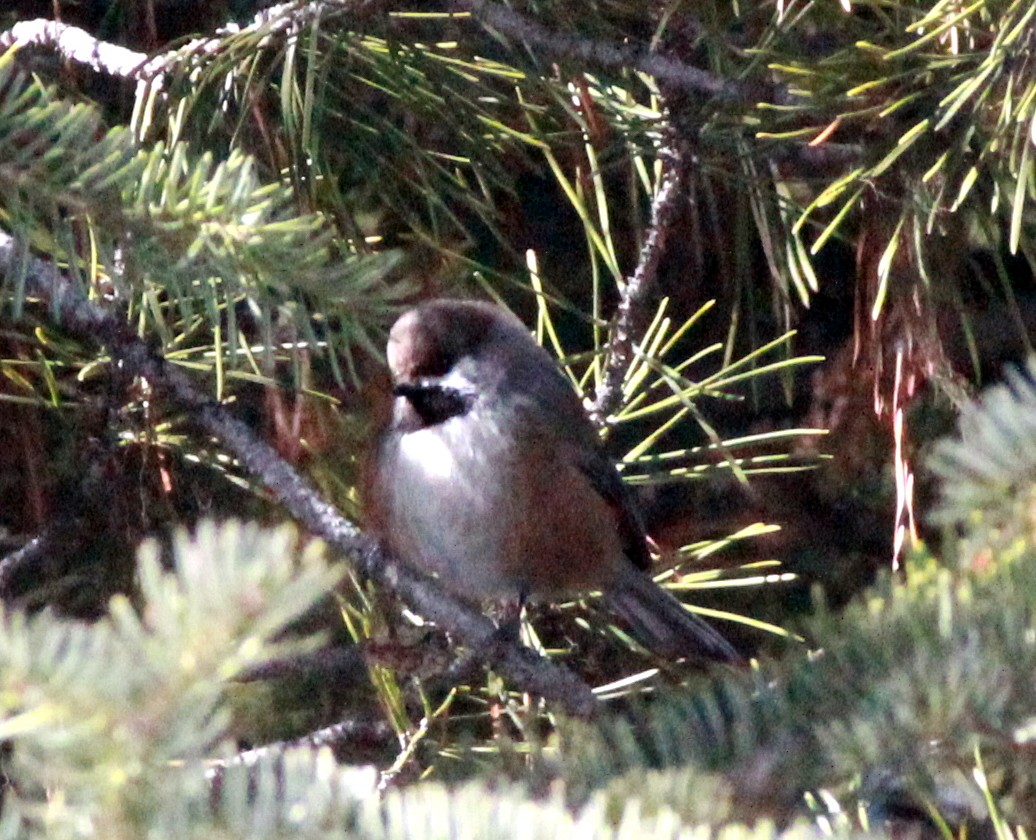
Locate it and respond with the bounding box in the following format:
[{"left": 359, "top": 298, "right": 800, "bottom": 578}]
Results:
[
  {"left": 0, "top": 3, "right": 386, "bottom": 86},
  {"left": 453, "top": 0, "right": 761, "bottom": 103},
  {"left": 1, "top": 6, "right": 854, "bottom": 179},
  {"left": 0, "top": 19, "right": 149, "bottom": 77},
  {"left": 0, "top": 230, "right": 598, "bottom": 719},
  {"left": 589, "top": 142, "right": 689, "bottom": 425},
  {"left": 2, "top": 1, "right": 762, "bottom": 105},
  {"left": 206, "top": 717, "right": 396, "bottom": 780}
]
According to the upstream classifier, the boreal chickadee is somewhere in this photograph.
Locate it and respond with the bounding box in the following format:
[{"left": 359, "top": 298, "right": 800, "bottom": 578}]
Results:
[{"left": 365, "top": 299, "right": 739, "bottom": 664}]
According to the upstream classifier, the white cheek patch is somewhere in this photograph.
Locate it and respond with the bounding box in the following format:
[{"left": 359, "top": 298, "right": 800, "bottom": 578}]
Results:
[{"left": 398, "top": 427, "right": 457, "bottom": 483}]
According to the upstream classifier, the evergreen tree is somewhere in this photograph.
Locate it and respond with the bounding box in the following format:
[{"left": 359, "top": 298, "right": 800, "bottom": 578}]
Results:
[{"left": 0, "top": 1, "right": 1034, "bottom": 835}]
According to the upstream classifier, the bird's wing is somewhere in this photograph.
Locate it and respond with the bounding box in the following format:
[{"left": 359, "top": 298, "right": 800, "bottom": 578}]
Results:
[
  {"left": 507, "top": 352, "right": 654, "bottom": 572},
  {"left": 570, "top": 444, "right": 653, "bottom": 572}
]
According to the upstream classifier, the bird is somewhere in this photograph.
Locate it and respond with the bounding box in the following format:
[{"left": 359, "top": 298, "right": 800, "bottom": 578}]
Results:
[{"left": 365, "top": 298, "right": 740, "bottom": 665}]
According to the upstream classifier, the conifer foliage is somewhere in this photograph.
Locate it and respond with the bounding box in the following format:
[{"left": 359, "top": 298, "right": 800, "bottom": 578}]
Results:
[{"left": 1, "top": 1, "right": 1036, "bottom": 836}]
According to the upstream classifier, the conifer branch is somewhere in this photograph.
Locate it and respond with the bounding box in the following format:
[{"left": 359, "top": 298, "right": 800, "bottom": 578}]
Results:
[
  {"left": 0, "top": 229, "right": 598, "bottom": 719},
  {"left": 453, "top": 0, "right": 761, "bottom": 103},
  {"left": 0, "top": 19, "right": 148, "bottom": 77},
  {"left": 3, "top": 2, "right": 763, "bottom": 104},
  {"left": 0, "top": 2, "right": 384, "bottom": 83},
  {"left": 590, "top": 142, "right": 688, "bottom": 425},
  {"left": 208, "top": 718, "right": 397, "bottom": 781}
]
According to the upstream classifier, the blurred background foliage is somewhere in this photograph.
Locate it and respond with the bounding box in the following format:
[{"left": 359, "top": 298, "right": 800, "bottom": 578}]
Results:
[{"left": 1, "top": 0, "right": 1036, "bottom": 835}]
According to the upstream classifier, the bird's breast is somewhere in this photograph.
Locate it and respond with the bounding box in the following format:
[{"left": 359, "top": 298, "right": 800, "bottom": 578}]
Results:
[
  {"left": 377, "top": 403, "right": 627, "bottom": 601},
  {"left": 381, "top": 408, "right": 518, "bottom": 597}
]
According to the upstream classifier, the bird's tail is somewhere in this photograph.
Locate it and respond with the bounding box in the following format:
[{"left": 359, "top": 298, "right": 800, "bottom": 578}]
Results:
[{"left": 602, "top": 565, "right": 741, "bottom": 664}]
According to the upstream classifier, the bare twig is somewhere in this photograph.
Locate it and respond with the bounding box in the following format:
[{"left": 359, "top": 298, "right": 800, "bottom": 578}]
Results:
[
  {"left": 207, "top": 717, "right": 396, "bottom": 778},
  {"left": 453, "top": 0, "right": 760, "bottom": 103},
  {"left": 0, "top": 230, "right": 598, "bottom": 719},
  {"left": 589, "top": 143, "right": 689, "bottom": 426}
]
